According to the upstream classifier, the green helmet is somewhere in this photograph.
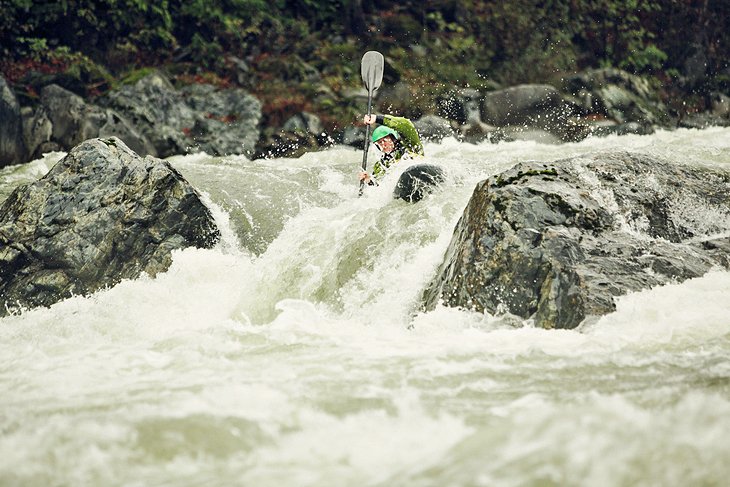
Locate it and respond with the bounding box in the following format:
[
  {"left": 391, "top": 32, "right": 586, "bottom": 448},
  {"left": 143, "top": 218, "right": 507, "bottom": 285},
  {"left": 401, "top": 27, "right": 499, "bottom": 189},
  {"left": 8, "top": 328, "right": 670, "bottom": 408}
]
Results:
[{"left": 371, "top": 125, "right": 399, "bottom": 143}]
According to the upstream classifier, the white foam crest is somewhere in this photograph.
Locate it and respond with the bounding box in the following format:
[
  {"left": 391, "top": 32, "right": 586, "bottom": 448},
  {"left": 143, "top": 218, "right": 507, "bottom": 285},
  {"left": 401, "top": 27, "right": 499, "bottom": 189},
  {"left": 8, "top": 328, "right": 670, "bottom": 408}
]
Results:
[
  {"left": 242, "top": 391, "right": 472, "bottom": 487},
  {"left": 0, "top": 247, "right": 250, "bottom": 345},
  {"left": 198, "top": 191, "right": 247, "bottom": 255},
  {"left": 436, "top": 390, "right": 730, "bottom": 487},
  {"left": 585, "top": 269, "right": 730, "bottom": 347}
]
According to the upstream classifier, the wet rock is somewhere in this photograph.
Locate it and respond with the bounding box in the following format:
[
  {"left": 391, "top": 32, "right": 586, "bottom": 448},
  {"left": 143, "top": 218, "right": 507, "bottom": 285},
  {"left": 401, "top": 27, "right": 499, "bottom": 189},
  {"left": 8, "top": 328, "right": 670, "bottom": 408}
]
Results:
[
  {"left": 22, "top": 106, "right": 55, "bottom": 157},
  {"left": 564, "top": 69, "right": 670, "bottom": 127},
  {"left": 437, "top": 88, "right": 484, "bottom": 124},
  {"left": 710, "top": 92, "right": 730, "bottom": 118},
  {"left": 341, "top": 126, "right": 366, "bottom": 148},
  {"left": 253, "top": 130, "right": 321, "bottom": 159},
  {"left": 0, "top": 137, "right": 220, "bottom": 316},
  {"left": 101, "top": 72, "right": 195, "bottom": 156},
  {"left": 480, "top": 84, "right": 587, "bottom": 142},
  {"left": 423, "top": 152, "right": 730, "bottom": 329},
  {"left": 341, "top": 87, "right": 369, "bottom": 107},
  {"left": 377, "top": 81, "right": 416, "bottom": 118},
  {"left": 481, "top": 84, "right": 566, "bottom": 126},
  {"left": 677, "top": 112, "right": 730, "bottom": 129},
  {"left": 181, "top": 83, "right": 262, "bottom": 156},
  {"left": 681, "top": 39, "right": 709, "bottom": 88},
  {"left": 23, "top": 84, "right": 155, "bottom": 158},
  {"left": 458, "top": 121, "right": 498, "bottom": 144},
  {"left": 589, "top": 121, "right": 656, "bottom": 137},
  {"left": 228, "top": 55, "right": 251, "bottom": 86},
  {"left": 414, "top": 115, "right": 454, "bottom": 142},
  {"left": 101, "top": 71, "right": 262, "bottom": 158},
  {"left": 283, "top": 112, "right": 324, "bottom": 136},
  {"left": 0, "top": 75, "right": 26, "bottom": 167}
]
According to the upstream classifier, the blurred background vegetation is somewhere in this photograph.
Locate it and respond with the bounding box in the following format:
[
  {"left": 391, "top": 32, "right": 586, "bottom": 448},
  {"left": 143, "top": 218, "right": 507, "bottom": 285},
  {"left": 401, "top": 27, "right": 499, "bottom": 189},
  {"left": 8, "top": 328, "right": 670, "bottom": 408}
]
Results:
[{"left": 1, "top": 0, "right": 728, "bottom": 132}]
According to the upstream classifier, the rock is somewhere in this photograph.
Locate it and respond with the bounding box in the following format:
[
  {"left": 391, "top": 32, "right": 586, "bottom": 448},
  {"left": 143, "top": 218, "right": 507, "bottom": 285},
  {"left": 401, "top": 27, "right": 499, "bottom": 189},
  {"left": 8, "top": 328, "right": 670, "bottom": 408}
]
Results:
[
  {"left": 414, "top": 115, "right": 454, "bottom": 142},
  {"left": 38, "top": 84, "right": 89, "bottom": 148},
  {"left": 101, "top": 71, "right": 262, "bottom": 158},
  {"left": 0, "top": 137, "right": 220, "bottom": 316},
  {"left": 22, "top": 106, "right": 54, "bottom": 158},
  {"left": 283, "top": 112, "right": 324, "bottom": 135},
  {"left": 341, "top": 126, "right": 366, "bottom": 148},
  {"left": 589, "top": 121, "right": 656, "bottom": 137},
  {"left": 681, "top": 40, "right": 708, "bottom": 87},
  {"left": 480, "top": 84, "right": 588, "bottom": 142},
  {"left": 341, "top": 87, "right": 369, "bottom": 106},
  {"left": 563, "top": 69, "right": 670, "bottom": 127},
  {"left": 253, "top": 130, "right": 321, "bottom": 159},
  {"left": 481, "top": 84, "right": 566, "bottom": 126},
  {"left": 710, "top": 92, "right": 730, "bottom": 118},
  {"left": 228, "top": 55, "right": 251, "bottom": 86},
  {"left": 94, "top": 109, "right": 158, "bottom": 156},
  {"left": 23, "top": 84, "right": 155, "bottom": 158},
  {"left": 376, "top": 81, "right": 415, "bottom": 117},
  {"left": 423, "top": 152, "right": 730, "bottom": 329},
  {"left": 0, "top": 75, "right": 27, "bottom": 167},
  {"left": 102, "top": 72, "right": 195, "bottom": 156},
  {"left": 438, "top": 88, "right": 484, "bottom": 124},
  {"left": 458, "top": 121, "right": 498, "bottom": 144},
  {"left": 181, "top": 83, "right": 262, "bottom": 156},
  {"left": 677, "top": 113, "right": 730, "bottom": 129}
]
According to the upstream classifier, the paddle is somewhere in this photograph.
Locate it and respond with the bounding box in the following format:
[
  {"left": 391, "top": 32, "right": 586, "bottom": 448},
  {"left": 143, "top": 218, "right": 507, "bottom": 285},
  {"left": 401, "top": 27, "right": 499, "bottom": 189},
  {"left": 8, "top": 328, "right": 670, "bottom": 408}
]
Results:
[{"left": 359, "top": 50, "right": 384, "bottom": 196}]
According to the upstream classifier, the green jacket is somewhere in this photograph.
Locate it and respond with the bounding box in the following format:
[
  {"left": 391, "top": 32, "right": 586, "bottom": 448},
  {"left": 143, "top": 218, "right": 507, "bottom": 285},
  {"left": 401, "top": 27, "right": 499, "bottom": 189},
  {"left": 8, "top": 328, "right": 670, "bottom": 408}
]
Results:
[{"left": 372, "top": 115, "right": 424, "bottom": 178}]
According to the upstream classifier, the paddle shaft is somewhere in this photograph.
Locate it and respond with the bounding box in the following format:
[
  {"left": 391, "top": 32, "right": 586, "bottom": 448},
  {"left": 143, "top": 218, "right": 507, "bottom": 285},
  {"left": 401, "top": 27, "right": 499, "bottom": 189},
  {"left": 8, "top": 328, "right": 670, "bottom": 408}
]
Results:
[
  {"left": 359, "top": 92, "right": 375, "bottom": 196},
  {"left": 358, "top": 50, "right": 383, "bottom": 196}
]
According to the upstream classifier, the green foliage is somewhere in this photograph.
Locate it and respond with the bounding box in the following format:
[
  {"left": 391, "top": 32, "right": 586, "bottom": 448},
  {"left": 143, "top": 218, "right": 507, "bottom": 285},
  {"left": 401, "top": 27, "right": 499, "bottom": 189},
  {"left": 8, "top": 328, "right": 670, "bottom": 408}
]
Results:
[
  {"left": 624, "top": 44, "right": 668, "bottom": 73},
  {"left": 1, "top": 0, "right": 728, "bottom": 126}
]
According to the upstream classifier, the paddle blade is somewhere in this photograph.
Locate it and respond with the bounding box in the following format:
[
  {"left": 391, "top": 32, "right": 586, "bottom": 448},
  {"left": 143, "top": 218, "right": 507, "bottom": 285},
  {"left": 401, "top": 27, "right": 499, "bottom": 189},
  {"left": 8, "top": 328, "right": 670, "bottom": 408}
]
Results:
[{"left": 361, "top": 51, "right": 384, "bottom": 92}]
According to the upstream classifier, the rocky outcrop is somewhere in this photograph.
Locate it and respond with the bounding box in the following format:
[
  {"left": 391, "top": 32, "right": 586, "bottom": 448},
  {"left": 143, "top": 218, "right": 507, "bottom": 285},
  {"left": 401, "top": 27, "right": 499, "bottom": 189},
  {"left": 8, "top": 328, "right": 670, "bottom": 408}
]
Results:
[
  {"left": 481, "top": 84, "right": 567, "bottom": 126},
  {"left": 564, "top": 68, "right": 670, "bottom": 127},
  {"left": 0, "top": 75, "right": 27, "bottom": 168},
  {"left": 481, "top": 84, "right": 590, "bottom": 142},
  {"left": 23, "top": 84, "right": 155, "bottom": 159},
  {"left": 0, "top": 137, "right": 220, "bottom": 316},
  {"left": 414, "top": 115, "right": 454, "bottom": 142},
  {"left": 101, "top": 71, "right": 261, "bottom": 158},
  {"left": 283, "top": 112, "right": 324, "bottom": 135},
  {"left": 253, "top": 112, "right": 327, "bottom": 159},
  {"left": 423, "top": 152, "right": 730, "bottom": 329}
]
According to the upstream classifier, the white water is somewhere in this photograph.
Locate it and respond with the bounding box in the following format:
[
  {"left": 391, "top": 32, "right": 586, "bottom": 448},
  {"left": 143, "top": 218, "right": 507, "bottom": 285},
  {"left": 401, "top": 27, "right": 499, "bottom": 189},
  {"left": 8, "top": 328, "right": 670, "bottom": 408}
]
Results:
[{"left": 2, "top": 128, "right": 730, "bottom": 486}]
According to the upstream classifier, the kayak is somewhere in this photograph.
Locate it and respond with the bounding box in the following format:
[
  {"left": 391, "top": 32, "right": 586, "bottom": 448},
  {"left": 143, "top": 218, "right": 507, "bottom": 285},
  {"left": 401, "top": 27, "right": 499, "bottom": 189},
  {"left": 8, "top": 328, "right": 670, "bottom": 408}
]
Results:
[{"left": 393, "top": 164, "right": 445, "bottom": 203}]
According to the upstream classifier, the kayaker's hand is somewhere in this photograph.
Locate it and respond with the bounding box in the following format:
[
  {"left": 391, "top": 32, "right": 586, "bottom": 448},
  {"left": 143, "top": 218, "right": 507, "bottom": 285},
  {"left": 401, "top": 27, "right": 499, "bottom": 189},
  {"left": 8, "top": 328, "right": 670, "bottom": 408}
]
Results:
[
  {"left": 358, "top": 171, "right": 371, "bottom": 184},
  {"left": 363, "top": 114, "right": 376, "bottom": 125}
]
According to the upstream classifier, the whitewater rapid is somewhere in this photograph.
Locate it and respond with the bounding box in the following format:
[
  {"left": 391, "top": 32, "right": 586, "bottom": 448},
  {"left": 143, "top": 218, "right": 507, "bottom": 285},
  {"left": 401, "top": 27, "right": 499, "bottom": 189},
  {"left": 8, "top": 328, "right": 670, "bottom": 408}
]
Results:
[{"left": 1, "top": 128, "right": 730, "bottom": 486}]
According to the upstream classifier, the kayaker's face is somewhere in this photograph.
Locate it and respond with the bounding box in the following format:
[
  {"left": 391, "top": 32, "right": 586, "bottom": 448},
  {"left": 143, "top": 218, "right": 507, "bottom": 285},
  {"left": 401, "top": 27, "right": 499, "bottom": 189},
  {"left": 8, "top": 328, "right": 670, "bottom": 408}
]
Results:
[{"left": 375, "top": 135, "right": 395, "bottom": 154}]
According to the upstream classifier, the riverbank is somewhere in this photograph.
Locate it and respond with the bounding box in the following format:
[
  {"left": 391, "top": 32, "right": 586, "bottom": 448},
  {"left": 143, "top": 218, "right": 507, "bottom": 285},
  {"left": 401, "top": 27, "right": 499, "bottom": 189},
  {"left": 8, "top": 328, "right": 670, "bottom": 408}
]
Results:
[{"left": 2, "top": 2, "right": 729, "bottom": 167}]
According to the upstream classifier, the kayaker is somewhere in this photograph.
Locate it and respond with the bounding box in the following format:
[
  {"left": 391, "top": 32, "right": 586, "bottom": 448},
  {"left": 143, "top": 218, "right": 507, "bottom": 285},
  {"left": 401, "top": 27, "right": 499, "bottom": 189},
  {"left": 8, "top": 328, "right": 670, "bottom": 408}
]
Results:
[{"left": 359, "top": 114, "right": 424, "bottom": 185}]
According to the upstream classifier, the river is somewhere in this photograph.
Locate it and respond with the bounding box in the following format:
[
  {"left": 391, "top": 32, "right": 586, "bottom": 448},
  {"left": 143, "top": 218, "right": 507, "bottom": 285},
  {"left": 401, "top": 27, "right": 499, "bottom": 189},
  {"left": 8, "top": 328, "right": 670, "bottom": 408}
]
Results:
[{"left": 1, "top": 128, "right": 729, "bottom": 486}]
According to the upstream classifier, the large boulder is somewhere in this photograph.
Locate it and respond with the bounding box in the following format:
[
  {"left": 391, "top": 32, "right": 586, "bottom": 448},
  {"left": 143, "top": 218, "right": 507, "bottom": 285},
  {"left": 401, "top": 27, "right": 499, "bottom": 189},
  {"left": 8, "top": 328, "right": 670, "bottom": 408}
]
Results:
[
  {"left": 181, "top": 83, "right": 262, "bottom": 156},
  {"left": 282, "top": 111, "right": 324, "bottom": 136},
  {"left": 414, "top": 115, "right": 455, "bottom": 142},
  {"left": 563, "top": 68, "right": 670, "bottom": 127},
  {"left": 0, "top": 137, "right": 220, "bottom": 316},
  {"left": 423, "top": 152, "right": 730, "bottom": 329},
  {"left": 102, "top": 71, "right": 261, "bottom": 158},
  {"left": 482, "top": 84, "right": 565, "bottom": 125},
  {"left": 438, "top": 88, "right": 485, "bottom": 124},
  {"left": 23, "top": 84, "right": 155, "bottom": 158},
  {"left": 481, "top": 84, "right": 588, "bottom": 142},
  {"left": 0, "top": 75, "right": 27, "bottom": 167}
]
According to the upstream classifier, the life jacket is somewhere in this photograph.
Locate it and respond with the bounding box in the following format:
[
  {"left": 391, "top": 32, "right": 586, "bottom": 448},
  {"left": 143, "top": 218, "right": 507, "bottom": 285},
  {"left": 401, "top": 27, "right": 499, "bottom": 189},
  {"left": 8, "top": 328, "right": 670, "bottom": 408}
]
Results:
[{"left": 373, "top": 140, "right": 418, "bottom": 178}]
